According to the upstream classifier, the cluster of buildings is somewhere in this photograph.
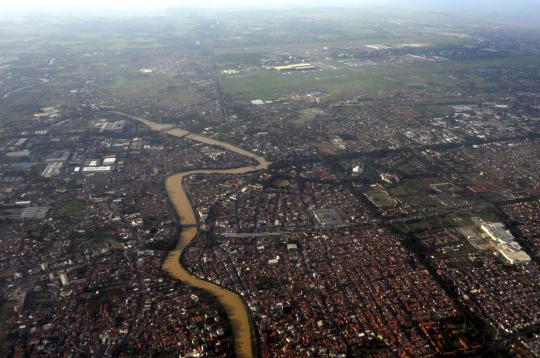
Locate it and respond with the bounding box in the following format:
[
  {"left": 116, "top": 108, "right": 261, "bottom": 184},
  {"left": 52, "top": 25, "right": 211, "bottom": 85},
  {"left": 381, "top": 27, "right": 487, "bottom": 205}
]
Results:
[
  {"left": 432, "top": 140, "right": 540, "bottom": 199},
  {"left": 177, "top": 130, "right": 540, "bottom": 355},
  {"left": 184, "top": 226, "right": 477, "bottom": 356},
  {"left": 1, "top": 97, "right": 539, "bottom": 355},
  {"left": 213, "top": 82, "right": 540, "bottom": 166},
  {"left": 418, "top": 229, "right": 540, "bottom": 337},
  {"left": 185, "top": 164, "right": 373, "bottom": 235},
  {"left": 0, "top": 115, "right": 244, "bottom": 356},
  {"left": 502, "top": 200, "right": 540, "bottom": 258}
]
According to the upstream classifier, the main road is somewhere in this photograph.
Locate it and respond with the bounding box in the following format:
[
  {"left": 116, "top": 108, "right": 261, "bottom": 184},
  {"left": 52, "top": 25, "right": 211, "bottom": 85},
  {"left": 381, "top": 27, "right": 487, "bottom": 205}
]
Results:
[{"left": 115, "top": 112, "right": 269, "bottom": 358}]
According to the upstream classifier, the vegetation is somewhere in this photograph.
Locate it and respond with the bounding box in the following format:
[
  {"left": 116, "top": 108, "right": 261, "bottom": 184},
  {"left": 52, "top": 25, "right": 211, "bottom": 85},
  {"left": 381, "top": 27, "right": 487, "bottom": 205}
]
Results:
[
  {"left": 54, "top": 199, "right": 86, "bottom": 217},
  {"left": 217, "top": 52, "right": 265, "bottom": 65},
  {"left": 0, "top": 300, "right": 15, "bottom": 342},
  {"left": 220, "top": 56, "right": 540, "bottom": 100}
]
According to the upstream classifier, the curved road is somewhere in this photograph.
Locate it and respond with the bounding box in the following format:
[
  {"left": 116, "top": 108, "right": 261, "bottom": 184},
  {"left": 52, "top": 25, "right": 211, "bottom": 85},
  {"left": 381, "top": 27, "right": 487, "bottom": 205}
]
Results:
[{"left": 116, "top": 112, "right": 270, "bottom": 358}]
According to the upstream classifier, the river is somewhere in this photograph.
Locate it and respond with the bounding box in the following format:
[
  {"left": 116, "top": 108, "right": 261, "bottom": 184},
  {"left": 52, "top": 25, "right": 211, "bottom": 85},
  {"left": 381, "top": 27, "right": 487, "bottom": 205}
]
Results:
[{"left": 116, "top": 112, "right": 270, "bottom": 358}]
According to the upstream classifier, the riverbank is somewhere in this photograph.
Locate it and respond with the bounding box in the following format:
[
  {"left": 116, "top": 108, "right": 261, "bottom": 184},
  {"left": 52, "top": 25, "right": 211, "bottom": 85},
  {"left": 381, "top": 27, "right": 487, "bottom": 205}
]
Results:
[{"left": 117, "top": 112, "right": 270, "bottom": 358}]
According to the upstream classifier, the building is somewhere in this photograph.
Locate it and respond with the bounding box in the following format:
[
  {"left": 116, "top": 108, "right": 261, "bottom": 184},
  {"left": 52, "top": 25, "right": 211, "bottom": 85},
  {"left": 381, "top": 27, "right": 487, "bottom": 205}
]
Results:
[
  {"left": 102, "top": 156, "right": 117, "bottom": 166},
  {"left": 6, "top": 150, "right": 30, "bottom": 158},
  {"left": 313, "top": 208, "right": 345, "bottom": 228},
  {"left": 100, "top": 120, "right": 126, "bottom": 132},
  {"left": 352, "top": 165, "right": 364, "bottom": 176},
  {"left": 45, "top": 150, "right": 71, "bottom": 162},
  {"left": 20, "top": 206, "right": 49, "bottom": 220},
  {"left": 42, "top": 162, "right": 63, "bottom": 178},
  {"left": 273, "top": 63, "right": 318, "bottom": 71},
  {"left": 497, "top": 242, "right": 531, "bottom": 265},
  {"left": 59, "top": 272, "right": 69, "bottom": 286},
  {"left": 82, "top": 166, "right": 112, "bottom": 173},
  {"left": 481, "top": 223, "right": 515, "bottom": 243},
  {"left": 481, "top": 222, "right": 531, "bottom": 265}
]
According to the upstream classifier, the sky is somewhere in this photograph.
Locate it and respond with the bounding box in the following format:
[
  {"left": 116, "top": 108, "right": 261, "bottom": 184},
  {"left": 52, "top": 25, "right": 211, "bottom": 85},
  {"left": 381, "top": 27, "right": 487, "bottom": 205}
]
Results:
[
  {"left": 3, "top": 0, "right": 537, "bottom": 11},
  {"left": 5, "top": 0, "right": 294, "bottom": 11},
  {"left": 3, "top": 0, "right": 540, "bottom": 27}
]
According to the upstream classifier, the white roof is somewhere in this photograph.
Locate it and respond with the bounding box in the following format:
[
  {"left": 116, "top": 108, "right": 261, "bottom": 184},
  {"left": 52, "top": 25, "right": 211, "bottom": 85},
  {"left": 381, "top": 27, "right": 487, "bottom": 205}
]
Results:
[
  {"left": 82, "top": 166, "right": 111, "bottom": 173},
  {"left": 287, "top": 244, "right": 298, "bottom": 250},
  {"left": 481, "top": 223, "right": 515, "bottom": 243},
  {"left": 497, "top": 243, "right": 531, "bottom": 264}
]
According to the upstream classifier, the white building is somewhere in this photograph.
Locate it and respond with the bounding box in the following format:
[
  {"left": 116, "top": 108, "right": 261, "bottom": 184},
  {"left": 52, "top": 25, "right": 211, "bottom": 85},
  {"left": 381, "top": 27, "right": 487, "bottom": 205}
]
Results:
[
  {"left": 481, "top": 223, "right": 515, "bottom": 243},
  {"left": 497, "top": 242, "right": 531, "bottom": 265},
  {"left": 82, "top": 166, "right": 111, "bottom": 173},
  {"left": 102, "top": 157, "right": 116, "bottom": 166},
  {"left": 59, "top": 272, "right": 69, "bottom": 286},
  {"left": 481, "top": 222, "right": 531, "bottom": 265}
]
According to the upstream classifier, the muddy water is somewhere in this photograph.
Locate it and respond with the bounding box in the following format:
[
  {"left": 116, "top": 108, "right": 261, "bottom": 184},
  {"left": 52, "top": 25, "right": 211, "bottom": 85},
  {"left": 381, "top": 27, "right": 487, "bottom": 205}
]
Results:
[{"left": 117, "top": 112, "right": 270, "bottom": 358}]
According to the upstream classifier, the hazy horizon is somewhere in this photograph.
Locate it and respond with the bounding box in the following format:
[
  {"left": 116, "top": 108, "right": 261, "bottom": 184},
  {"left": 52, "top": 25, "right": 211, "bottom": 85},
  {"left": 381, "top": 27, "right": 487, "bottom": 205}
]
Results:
[{"left": 3, "top": 0, "right": 540, "bottom": 28}]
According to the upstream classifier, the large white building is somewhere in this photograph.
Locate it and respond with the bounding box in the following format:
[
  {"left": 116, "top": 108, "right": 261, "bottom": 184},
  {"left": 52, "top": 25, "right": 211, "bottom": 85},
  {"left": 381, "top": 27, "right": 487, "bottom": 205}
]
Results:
[
  {"left": 82, "top": 166, "right": 112, "bottom": 173},
  {"left": 497, "top": 242, "right": 532, "bottom": 265},
  {"left": 481, "top": 223, "right": 514, "bottom": 243},
  {"left": 481, "top": 223, "right": 531, "bottom": 265}
]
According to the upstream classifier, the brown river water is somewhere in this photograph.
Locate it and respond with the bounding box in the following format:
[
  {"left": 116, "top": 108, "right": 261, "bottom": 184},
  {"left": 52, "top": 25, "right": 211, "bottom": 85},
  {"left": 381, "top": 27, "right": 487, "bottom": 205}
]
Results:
[{"left": 117, "top": 112, "right": 270, "bottom": 358}]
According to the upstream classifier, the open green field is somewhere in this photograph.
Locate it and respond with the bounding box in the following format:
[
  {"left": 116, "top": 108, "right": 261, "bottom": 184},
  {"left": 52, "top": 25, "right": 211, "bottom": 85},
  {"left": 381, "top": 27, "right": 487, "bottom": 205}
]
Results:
[
  {"left": 368, "top": 190, "right": 396, "bottom": 207},
  {"left": 212, "top": 8, "right": 473, "bottom": 53},
  {"left": 288, "top": 108, "right": 326, "bottom": 127},
  {"left": 107, "top": 74, "right": 203, "bottom": 108},
  {"left": 220, "top": 56, "right": 540, "bottom": 101},
  {"left": 0, "top": 14, "right": 197, "bottom": 54},
  {"left": 444, "top": 241, "right": 476, "bottom": 269},
  {"left": 54, "top": 199, "right": 86, "bottom": 217},
  {"left": 214, "top": 33, "right": 459, "bottom": 58},
  {"left": 2, "top": 9, "right": 540, "bottom": 130},
  {"left": 72, "top": 236, "right": 123, "bottom": 253},
  {"left": 395, "top": 208, "right": 502, "bottom": 235},
  {"left": 217, "top": 52, "right": 266, "bottom": 65},
  {"left": 0, "top": 13, "right": 206, "bottom": 129}
]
